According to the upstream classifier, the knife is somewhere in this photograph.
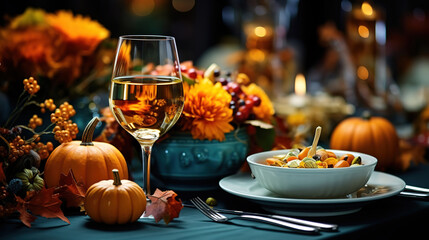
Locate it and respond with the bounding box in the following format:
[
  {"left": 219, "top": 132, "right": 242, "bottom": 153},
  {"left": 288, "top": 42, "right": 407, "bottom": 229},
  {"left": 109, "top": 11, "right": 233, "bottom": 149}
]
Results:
[{"left": 183, "top": 204, "right": 338, "bottom": 231}]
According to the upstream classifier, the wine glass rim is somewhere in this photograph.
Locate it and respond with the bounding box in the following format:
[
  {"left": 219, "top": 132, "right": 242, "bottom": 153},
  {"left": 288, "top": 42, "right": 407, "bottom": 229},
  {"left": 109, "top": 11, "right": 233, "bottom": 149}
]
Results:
[{"left": 119, "top": 35, "right": 175, "bottom": 41}]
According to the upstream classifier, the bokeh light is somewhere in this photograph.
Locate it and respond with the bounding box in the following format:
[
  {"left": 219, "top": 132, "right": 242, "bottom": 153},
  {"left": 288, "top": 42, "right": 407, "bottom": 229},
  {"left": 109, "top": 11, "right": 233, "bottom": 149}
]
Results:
[
  {"left": 172, "top": 0, "right": 195, "bottom": 12},
  {"left": 357, "top": 66, "right": 369, "bottom": 80},
  {"left": 254, "top": 26, "right": 267, "bottom": 37},
  {"left": 131, "top": 0, "right": 155, "bottom": 16},
  {"left": 358, "top": 25, "right": 370, "bottom": 38},
  {"left": 361, "top": 2, "right": 373, "bottom": 16}
]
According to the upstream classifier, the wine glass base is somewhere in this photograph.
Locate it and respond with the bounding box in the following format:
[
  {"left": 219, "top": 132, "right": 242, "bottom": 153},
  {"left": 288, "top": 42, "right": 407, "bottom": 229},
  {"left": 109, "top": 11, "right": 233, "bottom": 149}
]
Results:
[
  {"left": 140, "top": 213, "right": 154, "bottom": 219},
  {"left": 133, "top": 129, "right": 160, "bottom": 146}
]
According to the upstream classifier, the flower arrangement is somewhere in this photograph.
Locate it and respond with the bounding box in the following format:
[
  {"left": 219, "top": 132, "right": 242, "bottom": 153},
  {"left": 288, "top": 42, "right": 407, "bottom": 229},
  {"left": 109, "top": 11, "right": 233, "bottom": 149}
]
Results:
[
  {"left": 0, "top": 8, "right": 112, "bottom": 99},
  {"left": 0, "top": 76, "right": 82, "bottom": 226},
  {"left": 177, "top": 62, "right": 275, "bottom": 142},
  {"left": 0, "top": 8, "right": 116, "bottom": 226}
]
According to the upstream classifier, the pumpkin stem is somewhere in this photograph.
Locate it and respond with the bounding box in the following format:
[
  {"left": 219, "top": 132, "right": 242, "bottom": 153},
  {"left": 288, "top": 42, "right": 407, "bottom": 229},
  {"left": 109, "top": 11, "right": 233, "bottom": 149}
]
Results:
[
  {"left": 112, "top": 169, "right": 122, "bottom": 186},
  {"left": 80, "top": 117, "right": 100, "bottom": 146},
  {"left": 362, "top": 111, "right": 372, "bottom": 120}
]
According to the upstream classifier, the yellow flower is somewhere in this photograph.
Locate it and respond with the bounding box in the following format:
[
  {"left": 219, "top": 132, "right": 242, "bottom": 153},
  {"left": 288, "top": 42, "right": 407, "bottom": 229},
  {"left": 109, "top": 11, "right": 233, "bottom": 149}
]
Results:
[
  {"left": 46, "top": 10, "right": 109, "bottom": 55},
  {"left": 182, "top": 78, "right": 234, "bottom": 141},
  {"left": 242, "top": 83, "right": 275, "bottom": 122}
]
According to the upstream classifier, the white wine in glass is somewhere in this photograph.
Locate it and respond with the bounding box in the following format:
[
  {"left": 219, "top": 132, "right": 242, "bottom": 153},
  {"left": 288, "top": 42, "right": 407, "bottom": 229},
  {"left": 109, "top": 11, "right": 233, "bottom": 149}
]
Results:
[{"left": 109, "top": 36, "right": 184, "bottom": 196}]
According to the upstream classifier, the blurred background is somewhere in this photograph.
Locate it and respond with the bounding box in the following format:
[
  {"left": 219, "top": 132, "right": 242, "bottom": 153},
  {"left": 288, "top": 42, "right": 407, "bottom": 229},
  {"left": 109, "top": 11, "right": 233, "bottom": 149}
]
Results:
[
  {"left": 1, "top": 0, "right": 429, "bottom": 137},
  {"left": 1, "top": 0, "right": 429, "bottom": 176}
]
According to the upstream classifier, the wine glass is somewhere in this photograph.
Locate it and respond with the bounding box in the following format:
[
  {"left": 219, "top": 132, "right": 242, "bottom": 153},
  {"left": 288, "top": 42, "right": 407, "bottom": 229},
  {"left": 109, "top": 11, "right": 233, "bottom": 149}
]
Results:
[{"left": 109, "top": 35, "right": 184, "bottom": 195}]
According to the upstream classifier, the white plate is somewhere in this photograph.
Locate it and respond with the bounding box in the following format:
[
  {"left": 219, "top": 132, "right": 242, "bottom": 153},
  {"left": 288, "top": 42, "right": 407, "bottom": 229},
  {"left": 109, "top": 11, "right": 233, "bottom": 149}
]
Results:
[{"left": 219, "top": 171, "right": 405, "bottom": 216}]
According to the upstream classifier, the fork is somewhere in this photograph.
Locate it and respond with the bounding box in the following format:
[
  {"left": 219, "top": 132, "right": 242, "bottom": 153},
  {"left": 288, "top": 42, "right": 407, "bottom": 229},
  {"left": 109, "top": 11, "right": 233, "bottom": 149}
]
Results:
[
  {"left": 190, "top": 197, "right": 319, "bottom": 234},
  {"left": 399, "top": 185, "right": 429, "bottom": 199}
]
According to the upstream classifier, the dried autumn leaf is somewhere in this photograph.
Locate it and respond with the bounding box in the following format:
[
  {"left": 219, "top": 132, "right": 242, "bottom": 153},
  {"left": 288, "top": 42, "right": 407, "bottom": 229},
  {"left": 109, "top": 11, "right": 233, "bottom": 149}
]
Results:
[
  {"left": 16, "top": 196, "right": 37, "bottom": 228},
  {"left": 166, "top": 192, "right": 183, "bottom": 221},
  {"left": 15, "top": 188, "right": 69, "bottom": 227},
  {"left": 55, "top": 169, "right": 86, "bottom": 208},
  {"left": 27, "top": 187, "right": 70, "bottom": 224},
  {"left": 144, "top": 189, "right": 183, "bottom": 224}
]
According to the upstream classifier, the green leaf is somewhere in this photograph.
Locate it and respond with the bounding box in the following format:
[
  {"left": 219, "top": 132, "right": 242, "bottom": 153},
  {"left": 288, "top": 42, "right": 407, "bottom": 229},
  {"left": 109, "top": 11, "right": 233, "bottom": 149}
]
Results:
[{"left": 182, "top": 75, "right": 195, "bottom": 86}]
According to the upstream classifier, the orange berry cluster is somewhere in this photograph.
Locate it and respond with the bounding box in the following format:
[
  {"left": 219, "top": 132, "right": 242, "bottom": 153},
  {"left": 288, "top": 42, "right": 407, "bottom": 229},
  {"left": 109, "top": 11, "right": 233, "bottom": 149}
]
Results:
[
  {"left": 28, "top": 115, "right": 43, "bottom": 129},
  {"left": 7, "top": 136, "right": 32, "bottom": 163},
  {"left": 0, "top": 186, "right": 16, "bottom": 218},
  {"left": 0, "top": 131, "right": 55, "bottom": 162},
  {"left": 40, "top": 99, "right": 56, "bottom": 113},
  {"left": 23, "top": 77, "right": 40, "bottom": 95},
  {"left": 50, "top": 102, "right": 78, "bottom": 143},
  {"left": 31, "top": 141, "right": 54, "bottom": 160},
  {"left": 0, "top": 203, "right": 16, "bottom": 218},
  {"left": 0, "top": 186, "right": 16, "bottom": 219}
]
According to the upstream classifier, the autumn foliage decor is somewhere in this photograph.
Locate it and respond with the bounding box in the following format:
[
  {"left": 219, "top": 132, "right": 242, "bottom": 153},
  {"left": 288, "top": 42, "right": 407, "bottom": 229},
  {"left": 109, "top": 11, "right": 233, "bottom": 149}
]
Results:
[
  {"left": 84, "top": 169, "right": 146, "bottom": 225},
  {"left": 0, "top": 8, "right": 112, "bottom": 100},
  {"left": 44, "top": 117, "right": 129, "bottom": 191},
  {"left": 174, "top": 62, "right": 275, "bottom": 142},
  {"left": 0, "top": 77, "right": 84, "bottom": 227}
]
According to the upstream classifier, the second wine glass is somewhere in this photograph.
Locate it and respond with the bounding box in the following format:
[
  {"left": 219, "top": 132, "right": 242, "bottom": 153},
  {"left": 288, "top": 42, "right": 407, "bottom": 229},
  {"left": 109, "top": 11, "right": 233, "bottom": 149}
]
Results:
[{"left": 109, "top": 35, "right": 184, "bottom": 195}]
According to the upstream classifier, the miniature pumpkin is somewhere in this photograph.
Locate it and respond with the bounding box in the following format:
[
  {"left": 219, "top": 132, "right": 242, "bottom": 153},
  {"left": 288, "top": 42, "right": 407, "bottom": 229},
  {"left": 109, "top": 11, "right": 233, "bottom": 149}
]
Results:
[
  {"left": 330, "top": 111, "right": 399, "bottom": 170},
  {"left": 44, "top": 117, "right": 128, "bottom": 190},
  {"left": 84, "top": 169, "right": 146, "bottom": 224}
]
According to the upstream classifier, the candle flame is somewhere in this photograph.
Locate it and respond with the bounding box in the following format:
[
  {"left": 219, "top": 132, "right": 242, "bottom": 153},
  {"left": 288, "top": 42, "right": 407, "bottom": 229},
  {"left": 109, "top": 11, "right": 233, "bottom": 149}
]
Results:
[
  {"left": 294, "top": 74, "right": 306, "bottom": 96},
  {"left": 361, "top": 2, "right": 373, "bottom": 16},
  {"left": 254, "top": 26, "right": 267, "bottom": 37},
  {"left": 358, "top": 25, "right": 370, "bottom": 38}
]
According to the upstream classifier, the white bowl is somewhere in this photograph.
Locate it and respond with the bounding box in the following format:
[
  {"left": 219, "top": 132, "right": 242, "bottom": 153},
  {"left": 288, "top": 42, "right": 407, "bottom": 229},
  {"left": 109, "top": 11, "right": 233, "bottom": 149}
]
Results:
[{"left": 247, "top": 149, "right": 377, "bottom": 199}]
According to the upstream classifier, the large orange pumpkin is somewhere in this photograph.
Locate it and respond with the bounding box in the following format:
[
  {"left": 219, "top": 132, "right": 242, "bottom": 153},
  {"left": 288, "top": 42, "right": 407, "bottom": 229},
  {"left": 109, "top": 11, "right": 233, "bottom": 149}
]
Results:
[
  {"left": 85, "top": 169, "right": 146, "bottom": 224},
  {"left": 44, "top": 117, "right": 128, "bottom": 190},
  {"left": 330, "top": 112, "right": 399, "bottom": 170}
]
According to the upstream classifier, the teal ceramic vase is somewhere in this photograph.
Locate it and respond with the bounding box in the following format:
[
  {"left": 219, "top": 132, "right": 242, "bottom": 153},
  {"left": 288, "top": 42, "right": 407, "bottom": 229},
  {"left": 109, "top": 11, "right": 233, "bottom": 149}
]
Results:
[{"left": 152, "top": 128, "right": 249, "bottom": 191}]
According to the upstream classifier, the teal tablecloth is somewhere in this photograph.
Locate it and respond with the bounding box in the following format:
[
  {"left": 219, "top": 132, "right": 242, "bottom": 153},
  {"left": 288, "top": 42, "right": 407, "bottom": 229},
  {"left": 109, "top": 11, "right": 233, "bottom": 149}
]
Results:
[{"left": 2, "top": 164, "right": 429, "bottom": 240}]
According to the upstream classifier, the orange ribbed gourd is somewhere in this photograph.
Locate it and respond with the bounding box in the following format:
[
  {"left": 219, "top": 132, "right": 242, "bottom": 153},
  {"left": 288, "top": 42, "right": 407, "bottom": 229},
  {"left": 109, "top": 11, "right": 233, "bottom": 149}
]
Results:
[
  {"left": 44, "top": 117, "right": 128, "bottom": 190},
  {"left": 330, "top": 112, "right": 399, "bottom": 170},
  {"left": 84, "top": 169, "right": 146, "bottom": 224}
]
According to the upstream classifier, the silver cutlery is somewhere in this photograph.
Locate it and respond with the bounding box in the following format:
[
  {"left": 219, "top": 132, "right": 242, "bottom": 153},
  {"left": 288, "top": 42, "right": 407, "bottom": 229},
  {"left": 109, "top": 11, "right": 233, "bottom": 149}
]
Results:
[
  {"left": 399, "top": 185, "right": 429, "bottom": 199},
  {"left": 211, "top": 207, "right": 338, "bottom": 231},
  {"left": 405, "top": 185, "right": 429, "bottom": 193},
  {"left": 190, "top": 197, "right": 319, "bottom": 234},
  {"left": 184, "top": 202, "right": 338, "bottom": 231}
]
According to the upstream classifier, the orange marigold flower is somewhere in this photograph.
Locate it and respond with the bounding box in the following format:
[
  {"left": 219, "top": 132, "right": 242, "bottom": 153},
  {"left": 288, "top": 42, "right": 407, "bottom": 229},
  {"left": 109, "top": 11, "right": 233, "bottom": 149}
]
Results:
[
  {"left": 183, "top": 78, "right": 234, "bottom": 141},
  {"left": 46, "top": 10, "right": 110, "bottom": 55},
  {"left": 242, "top": 83, "right": 275, "bottom": 122}
]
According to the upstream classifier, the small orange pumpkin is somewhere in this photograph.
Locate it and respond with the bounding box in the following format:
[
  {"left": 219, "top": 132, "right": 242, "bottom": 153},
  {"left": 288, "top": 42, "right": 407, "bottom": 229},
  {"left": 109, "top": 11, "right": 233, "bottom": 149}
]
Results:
[
  {"left": 330, "top": 111, "right": 399, "bottom": 170},
  {"left": 44, "top": 117, "right": 128, "bottom": 190},
  {"left": 85, "top": 169, "right": 146, "bottom": 224}
]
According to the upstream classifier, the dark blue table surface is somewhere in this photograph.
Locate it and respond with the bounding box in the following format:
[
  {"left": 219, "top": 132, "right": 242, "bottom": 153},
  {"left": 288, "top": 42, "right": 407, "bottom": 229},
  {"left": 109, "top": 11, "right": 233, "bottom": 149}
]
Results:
[{"left": 2, "top": 164, "right": 429, "bottom": 240}]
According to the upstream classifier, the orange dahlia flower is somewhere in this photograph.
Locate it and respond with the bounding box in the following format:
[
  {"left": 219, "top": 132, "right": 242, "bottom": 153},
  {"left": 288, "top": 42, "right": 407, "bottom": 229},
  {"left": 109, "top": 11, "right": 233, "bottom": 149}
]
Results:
[
  {"left": 0, "top": 8, "right": 110, "bottom": 86},
  {"left": 0, "top": 27, "right": 54, "bottom": 71},
  {"left": 182, "top": 78, "right": 234, "bottom": 141},
  {"left": 46, "top": 10, "right": 110, "bottom": 55},
  {"left": 242, "top": 83, "right": 275, "bottom": 122},
  {"left": 44, "top": 10, "right": 109, "bottom": 84}
]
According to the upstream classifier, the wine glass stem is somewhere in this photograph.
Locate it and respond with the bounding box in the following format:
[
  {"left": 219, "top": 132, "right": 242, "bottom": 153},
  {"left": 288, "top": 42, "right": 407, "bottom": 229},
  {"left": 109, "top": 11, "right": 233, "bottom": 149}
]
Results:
[{"left": 141, "top": 144, "right": 153, "bottom": 196}]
